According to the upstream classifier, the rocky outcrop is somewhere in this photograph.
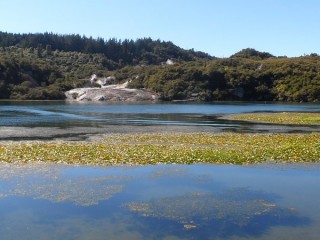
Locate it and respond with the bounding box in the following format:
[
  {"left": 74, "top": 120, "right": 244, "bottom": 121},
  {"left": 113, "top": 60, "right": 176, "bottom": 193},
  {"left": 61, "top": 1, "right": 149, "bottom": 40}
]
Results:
[{"left": 65, "top": 82, "right": 158, "bottom": 102}]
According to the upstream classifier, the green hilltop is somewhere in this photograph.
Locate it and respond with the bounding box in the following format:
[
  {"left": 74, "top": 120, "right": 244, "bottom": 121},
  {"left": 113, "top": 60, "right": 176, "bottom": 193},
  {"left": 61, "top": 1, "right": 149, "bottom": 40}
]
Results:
[{"left": 0, "top": 32, "right": 319, "bottom": 102}]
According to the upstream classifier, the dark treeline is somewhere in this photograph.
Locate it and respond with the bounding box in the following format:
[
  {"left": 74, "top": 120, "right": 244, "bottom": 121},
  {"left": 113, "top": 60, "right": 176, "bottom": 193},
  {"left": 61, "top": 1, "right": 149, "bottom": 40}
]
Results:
[{"left": 0, "top": 31, "right": 212, "bottom": 66}]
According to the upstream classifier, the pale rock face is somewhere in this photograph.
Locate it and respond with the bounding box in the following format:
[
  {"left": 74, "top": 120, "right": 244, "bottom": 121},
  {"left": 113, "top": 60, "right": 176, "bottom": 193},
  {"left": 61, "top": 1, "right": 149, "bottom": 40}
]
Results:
[
  {"left": 65, "top": 81, "right": 158, "bottom": 102},
  {"left": 166, "top": 59, "right": 174, "bottom": 65}
]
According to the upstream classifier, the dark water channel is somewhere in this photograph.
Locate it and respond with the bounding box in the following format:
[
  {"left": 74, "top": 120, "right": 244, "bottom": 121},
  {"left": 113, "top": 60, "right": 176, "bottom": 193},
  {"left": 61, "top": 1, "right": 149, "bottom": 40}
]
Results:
[{"left": 0, "top": 163, "right": 320, "bottom": 240}]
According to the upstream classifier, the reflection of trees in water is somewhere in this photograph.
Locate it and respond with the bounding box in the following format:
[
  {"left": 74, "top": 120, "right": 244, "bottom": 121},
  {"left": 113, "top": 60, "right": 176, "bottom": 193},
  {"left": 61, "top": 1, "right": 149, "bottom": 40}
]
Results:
[
  {"left": 126, "top": 189, "right": 310, "bottom": 238},
  {"left": 0, "top": 163, "right": 128, "bottom": 206}
]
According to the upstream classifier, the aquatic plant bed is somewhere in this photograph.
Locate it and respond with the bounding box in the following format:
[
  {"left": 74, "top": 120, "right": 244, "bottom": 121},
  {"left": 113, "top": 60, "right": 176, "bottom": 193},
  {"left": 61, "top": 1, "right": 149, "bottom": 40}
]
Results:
[
  {"left": 227, "top": 112, "right": 320, "bottom": 125},
  {"left": 1, "top": 133, "right": 319, "bottom": 165}
]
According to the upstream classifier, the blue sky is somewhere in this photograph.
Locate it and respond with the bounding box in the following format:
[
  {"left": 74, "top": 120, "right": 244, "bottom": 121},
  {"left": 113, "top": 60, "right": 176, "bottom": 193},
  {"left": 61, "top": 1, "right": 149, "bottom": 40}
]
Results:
[{"left": 0, "top": 0, "right": 319, "bottom": 57}]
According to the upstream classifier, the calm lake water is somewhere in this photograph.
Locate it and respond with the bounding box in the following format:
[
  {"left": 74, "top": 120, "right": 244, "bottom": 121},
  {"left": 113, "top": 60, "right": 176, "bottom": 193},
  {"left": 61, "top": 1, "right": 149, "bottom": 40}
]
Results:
[
  {"left": 0, "top": 101, "right": 319, "bottom": 128},
  {"left": 1, "top": 101, "right": 320, "bottom": 239},
  {"left": 0, "top": 163, "right": 320, "bottom": 240}
]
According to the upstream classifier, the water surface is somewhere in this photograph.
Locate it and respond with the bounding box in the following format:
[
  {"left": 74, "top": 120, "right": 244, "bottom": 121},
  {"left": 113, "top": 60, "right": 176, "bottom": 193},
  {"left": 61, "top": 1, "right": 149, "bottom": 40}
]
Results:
[
  {"left": 0, "top": 163, "right": 319, "bottom": 240},
  {"left": 1, "top": 102, "right": 320, "bottom": 239},
  {"left": 1, "top": 101, "right": 319, "bottom": 128}
]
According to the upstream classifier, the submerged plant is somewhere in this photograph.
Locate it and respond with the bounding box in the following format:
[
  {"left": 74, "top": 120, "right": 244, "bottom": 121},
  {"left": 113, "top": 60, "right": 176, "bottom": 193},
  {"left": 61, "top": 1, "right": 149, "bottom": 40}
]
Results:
[
  {"left": 0, "top": 162, "right": 127, "bottom": 206},
  {"left": 125, "top": 190, "right": 301, "bottom": 233}
]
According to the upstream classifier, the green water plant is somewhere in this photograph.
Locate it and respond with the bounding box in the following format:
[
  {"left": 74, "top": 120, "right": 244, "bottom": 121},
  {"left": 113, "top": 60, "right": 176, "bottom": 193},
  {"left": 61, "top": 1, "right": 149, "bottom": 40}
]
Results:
[
  {"left": 227, "top": 112, "right": 320, "bottom": 125},
  {"left": 0, "top": 133, "right": 319, "bottom": 165}
]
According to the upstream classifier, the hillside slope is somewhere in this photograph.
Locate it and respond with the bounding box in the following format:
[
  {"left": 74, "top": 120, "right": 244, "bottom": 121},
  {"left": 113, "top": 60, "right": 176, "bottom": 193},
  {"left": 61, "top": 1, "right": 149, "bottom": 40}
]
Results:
[{"left": 0, "top": 32, "right": 319, "bottom": 102}]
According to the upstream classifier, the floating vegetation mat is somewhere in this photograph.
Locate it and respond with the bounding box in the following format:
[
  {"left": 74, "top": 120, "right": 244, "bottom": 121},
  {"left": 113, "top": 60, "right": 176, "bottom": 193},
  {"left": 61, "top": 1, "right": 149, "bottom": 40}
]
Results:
[
  {"left": 227, "top": 112, "right": 320, "bottom": 125},
  {"left": 125, "top": 190, "right": 301, "bottom": 231},
  {"left": 0, "top": 133, "right": 319, "bottom": 165}
]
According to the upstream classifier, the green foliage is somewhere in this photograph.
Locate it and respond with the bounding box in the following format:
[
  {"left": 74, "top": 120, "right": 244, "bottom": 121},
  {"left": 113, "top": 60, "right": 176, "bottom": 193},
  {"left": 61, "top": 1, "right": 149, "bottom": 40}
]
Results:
[
  {"left": 0, "top": 32, "right": 212, "bottom": 100},
  {"left": 231, "top": 48, "right": 274, "bottom": 60},
  {"left": 0, "top": 32, "right": 212, "bottom": 65},
  {"left": 228, "top": 112, "right": 320, "bottom": 125},
  {"left": 124, "top": 56, "right": 320, "bottom": 102},
  {"left": 0, "top": 133, "right": 319, "bottom": 165},
  {"left": 0, "top": 46, "right": 111, "bottom": 99},
  {"left": 0, "top": 31, "right": 319, "bottom": 102}
]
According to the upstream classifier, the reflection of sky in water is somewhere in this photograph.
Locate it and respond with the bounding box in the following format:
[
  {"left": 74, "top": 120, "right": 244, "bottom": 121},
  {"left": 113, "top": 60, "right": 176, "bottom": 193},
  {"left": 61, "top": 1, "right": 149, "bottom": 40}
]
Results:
[
  {"left": 0, "top": 163, "right": 128, "bottom": 206},
  {"left": 0, "top": 163, "right": 320, "bottom": 239}
]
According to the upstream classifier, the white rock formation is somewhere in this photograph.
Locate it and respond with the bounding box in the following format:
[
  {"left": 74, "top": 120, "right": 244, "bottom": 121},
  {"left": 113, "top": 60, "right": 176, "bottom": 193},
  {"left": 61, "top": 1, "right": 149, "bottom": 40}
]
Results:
[{"left": 65, "top": 81, "right": 158, "bottom": 102}]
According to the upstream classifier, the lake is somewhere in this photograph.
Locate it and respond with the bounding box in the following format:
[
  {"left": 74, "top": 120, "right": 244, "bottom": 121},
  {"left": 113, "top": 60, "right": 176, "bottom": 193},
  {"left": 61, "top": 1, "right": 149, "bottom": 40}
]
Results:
[
  {"left": 0, "top": 101, "right": 319, "bottom": 128},
  {"left": 0, "top": 101, "right": 320, "bottom": 239},
  {"left": 0, "top": 163, "right": 320, "bottom": 240}
]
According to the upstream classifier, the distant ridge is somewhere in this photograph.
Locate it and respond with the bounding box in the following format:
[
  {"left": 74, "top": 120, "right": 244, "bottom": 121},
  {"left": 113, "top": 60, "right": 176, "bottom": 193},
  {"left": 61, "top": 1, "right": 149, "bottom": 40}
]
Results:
[{"left": 0, "top": 31, "right": 213, "bottom": 66}]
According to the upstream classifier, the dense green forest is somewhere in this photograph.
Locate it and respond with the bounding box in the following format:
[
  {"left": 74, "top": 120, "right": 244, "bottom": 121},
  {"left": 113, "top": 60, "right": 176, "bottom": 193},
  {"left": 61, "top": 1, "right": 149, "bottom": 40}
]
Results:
[
  {"left": 0, "top": 31, "right": 319, "bottom": 102},
  {"left": 0, "top": 32, "right": 212, "bottom": 66},
  {"left": 120, "top": 54, "right": 320, "bottom": 102}
]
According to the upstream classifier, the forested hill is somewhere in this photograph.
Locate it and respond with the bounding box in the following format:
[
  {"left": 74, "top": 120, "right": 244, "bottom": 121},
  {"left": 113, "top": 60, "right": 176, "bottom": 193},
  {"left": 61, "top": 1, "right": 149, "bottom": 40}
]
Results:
[
  {"left": 0, "top": 31, "right": 319, "bottom": 102},
  {"left": 0, "top": 32, "right": 213, "bottom": 66}
]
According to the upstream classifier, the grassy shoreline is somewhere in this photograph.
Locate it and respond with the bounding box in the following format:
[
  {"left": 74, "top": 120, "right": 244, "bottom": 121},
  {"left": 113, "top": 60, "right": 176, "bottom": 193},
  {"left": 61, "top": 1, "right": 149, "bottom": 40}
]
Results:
[
  {"left": 226, "top": 112, "right": 320, "bottom": 125},
  {"left": 1, "top": 132, "right": 319, "bottom": 166}
]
